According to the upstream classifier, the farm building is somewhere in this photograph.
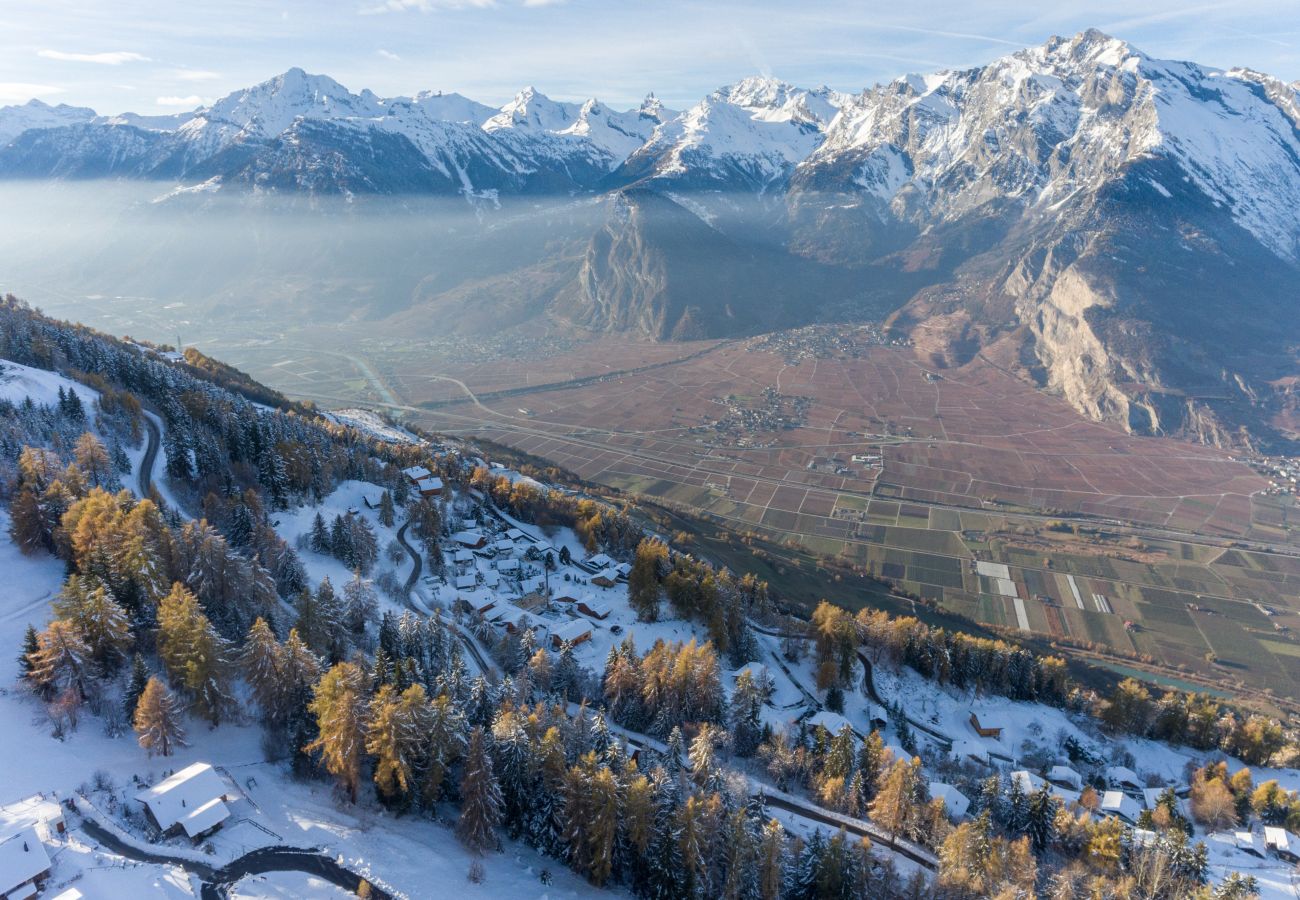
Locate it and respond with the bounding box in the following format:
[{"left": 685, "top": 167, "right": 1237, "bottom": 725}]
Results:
[
  {"left": 1048, "top": 766, "right": 1083, "bottom": 791},
  {"left": 929, "top": 783, "right": 970, "bottom": 820},
  {"left": 1235, "top": 831, "right": 1267, "bottom": 858},
  {"left": 1105, "top": 766, "right": 1142, "bottom": 791},
  {"left": 135, "top": 762, "right": 232, "bottom": 840},
  {"left": 0, "top": 827, "right": 51, "bottom": 900},
  {"left": 482, "top": 571, "right": 500, "bottom": 589},
  {"left": 452, "top": 531, "right": 487, "bottom": 549},
  {"left": 968, "top": 712, "right": 1004, "bottom": 739},
  {"left": 1264, "top": 827, "right": 1300, "bottom": 862},
  {"left": 0, "top": 795, "right": 65, "bottom": 840},
  {"left": 577, "top": 598, "right": 612, "bottom": 619},
  {"left": 454, "top": 574, "right": 477, "bottom": 591},
  {"left": 415, "top": 476, "right": 444, "bottom": 497},
  {"left": 591, "top": 568, "right": 620, "bottom": 588},
  {"left": 401, "top": 465, "right": 432, "bottom": 483},
  {"left": 1099, "top": 791, "right": 1141, "bottom": 824},
  {"left": 550, "top": 620, "right": 593, "bottom": 649}
]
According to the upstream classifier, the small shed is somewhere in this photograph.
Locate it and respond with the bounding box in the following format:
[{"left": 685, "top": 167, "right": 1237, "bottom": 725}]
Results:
[
  {"left": 591, "top": 568, "right": 619, "bottom": 588},
  {"left": 949, "top": 738, "right": 990, "bottom": 766},
  {"left": 968, "top": 712, "right": 1003, "bottom": 739},
  {"left": 577, "top": 598, "right": 612, "bottom": 620},
  {"left": 135, "top": 762, "right": 232, "bottom": 840},
  {"left": 553, "top": 592, "right": 580, "bottom": 604},
  {"left": 550, "top": 620, "right": 593, "bottom": 650},
  {"left": 0, "top": 827, "right": 51, "bottom": 900},
  {"left": 1100, "top": 790, "right": 1141, "bottom": 824},
  {"left": 1048, "top": 765, "right": 1083, "bottom": 791},
  {"left": 1264, "top": 826, "right": 1300, "bottom": 862},
  {"left": 929, "top": 783, "right": 970, "bottom": 820}
]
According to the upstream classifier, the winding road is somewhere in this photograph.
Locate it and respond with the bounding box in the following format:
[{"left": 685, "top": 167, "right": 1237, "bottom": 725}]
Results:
[
  {"left": 79, "top": 816, "right": 391, "bottom": 899},
  {"left": 137, "top": 414, "right": 161, "bottom": 498}
]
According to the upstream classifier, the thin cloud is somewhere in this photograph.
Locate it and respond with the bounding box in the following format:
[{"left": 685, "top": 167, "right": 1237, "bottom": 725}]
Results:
[
  {"left": 378, "top": 49, "right": 402, "bottom": 61},
  {"left": 0, "top": 82, "right": 64, "bottom": 103},
  {"left": 156, "top": 94, "right": 204, "bottom": 108},
  {"left": 38, "top": 49, "right": 151, "bottom": 65},
  {"left": 174, "top": 69, "right": 221, "bottom": 82},
  {"left": 360, "top": 0, "right": 496, "bottom": 13}
]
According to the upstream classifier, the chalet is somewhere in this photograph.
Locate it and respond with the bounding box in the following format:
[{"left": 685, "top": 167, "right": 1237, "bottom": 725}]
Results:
[
  {"left": 591, "top": 568, "right": 620, "bottom": 588},
  {"left": 968, "top": 712, "right": 1003, "bottom": 739},
  {"left": 929, "top": 783, "right": 970, "bottom": 820},
  {"left": 552, "top": 591, "right": 580, "bottom": 605},
  {"left": 948, "top": 738, "right": 990, "bottom": 766},
  {"left": 587, "top": 553, "right": 614, "bottom": 570},
  {"left": 505, "top": 528, "right": 525, "bottom": 541},
  {"left": 862, "top": 702, "right": 889, "bottom": 732},
  {"left": 453, "top": 549, "right": 475, "bottom": 566},
  {"left": 1009, "top": 770, "right": 1045, "bottom": 794},
  {"left": 497, "top": 558, "right": 520, "bottom": 575},
  {"left": 577, "top": 598, "right": 612, "bottom": 620},
  {"left": 489, "top": 605, "right": 533, "bottom": 634},
  {"left": 1099, "top": 791, "right": 1141, "bottom": 824},
  {"left": 493, "top": 539, "right": 516, "bottom": 556},
  {"left": 451, "top": 531, "right": 487, "bottom": 549},
  {"left": 1105, "top": 766, "right": 1142, "bottom": 791},
  {"left": 482, "top": 570, "right": 500, "bottom": 589},
  {"left": 802, "top": 710, "right": 854, "bottom": 736},
  {"left": 135, "top": 762, "right": 232, "bottom": 841},
  {"left": 0, "top": 795, "right": 66, "bottom": 840},
  {"left": 1264, "top": 826, "right": 1300, "bottom": 862},
  {"left": 550, "top": 620, "right": 593, "bottom": 650},
  {"left": 470, "top": 596, "right": 498, "bottom": 615},
  {"left": 614, "top": 562, "right": 632, "bottom": 579},
  {"left": 1048, "top": 765, "right": 1083, "bottom": 791},
  {"left": 0, "top": 827, "right": 51, "bottom": 900},
  {"left": 460, "top": 517, "right": 478, "bottom": 530},
  {"left": 1235, "top": 830, "right": 1266, "bottom": 858},
  {"left": 454, "top": 573, "right": 478, "bottom": 591},
  {"left": 401, "top": 465, "right": 432, "bottom": 484},
  {"left": 415, "top": 476, "right": 444, "bottom": 497}
]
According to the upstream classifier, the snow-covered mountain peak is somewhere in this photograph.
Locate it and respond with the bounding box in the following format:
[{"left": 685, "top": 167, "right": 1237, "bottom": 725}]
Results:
[
  {"left": 0, "top": 99, "right": 97, "bottom": 146},
  {"left": 483, "top": 86, "right": 582, "bottom": 133},
  {"left": 202, "top": 67, "right": 380, "bottom": 138},
  {"left": 406, "top": 90, "right": 496, "bottom": 124}
]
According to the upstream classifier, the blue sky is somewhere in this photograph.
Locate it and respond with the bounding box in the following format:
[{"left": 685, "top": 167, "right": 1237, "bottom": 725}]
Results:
[{"left": 1, "top": 0, "right": 1297, "bottom": 113}]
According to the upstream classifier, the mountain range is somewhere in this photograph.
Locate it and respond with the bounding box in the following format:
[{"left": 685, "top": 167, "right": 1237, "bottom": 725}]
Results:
[{"left": 2, "top": 29, "right": 1299, "bottom": 447}]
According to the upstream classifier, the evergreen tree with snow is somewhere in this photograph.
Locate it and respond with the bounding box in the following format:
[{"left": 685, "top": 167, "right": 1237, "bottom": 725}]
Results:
[
  {"left": 1026, "top": 782, "right": 1057, "bottom": 853},
  {"left": 378, "top": 490, "right": 395, "bottom": 528},
  {"left": 123, "top": 653, "right": 149, "bottom": 722},
  {"left": 457, "top": 725, "right": 503, "bottom": 856},
  {"left": 309, "top": 512, "right": 329, "bottom": 554},
  {"left": 240, "top": 617, "right": 283, "bottom": 723},
  {"left": 18, "top": 625, "right": 39, "bottom": 680},
  {"left": 343, "top": 570, "right": 378, "bottom": 634},
  {"left": 155, "top": 581, "right": 235, "bottom": 725},
  {"left": 134, "top": 676, "right": 187, "bottom": 757},
  {"left": 730, "top": 669, "right": 765, "bottom": 758}
]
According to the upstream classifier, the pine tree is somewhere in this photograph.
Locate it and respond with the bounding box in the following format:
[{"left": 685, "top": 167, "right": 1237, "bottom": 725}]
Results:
[
  {"left": 378, "top": 490, "right": 395, "bottom": 528},
  {"left": 123, "top": 653, "right": 149, "bottom": 722},
  {"left": 628, "top": 539, "right": 667, "bottom": 622},
  {"left": 73, "top": 433, "right": 111, "bottom": 488},
  {"left": 1026, "top": 783, "right": 1058, "bottom": 853},
  {"left": 309, "top": 512, "right": 329, "bottom": 554},
  {"left": 423, "top": 692, "right": 467, "bottom": 806},
  {"left": 240, "top": 617, "right": 283, "bottom": 723},
  {"left": 457, "top": 725, "right": 503, "bottom": 856},
  {"left": 857, "top": 729, "right": 889, "bottom": 806},
  {"left": 305, "top": 661, "right": 370, "bottom": 803},
  {"left": 731, "top": 669, "right": 765, "bottom": 758},
  {"left": 18, "top": 625, "right": 39, "bottom": 680},
  {"left": 343, "top": 571, "right": 378, "bottom": 634},
  {"left": 57, "top": 582, "right": 132, "bottom": 673},
  {"left": 315, "top": 577, "right": 347, "bottom": 661},
  {"left": 134, "top": 676, "right": 187, "bottom": 757}
]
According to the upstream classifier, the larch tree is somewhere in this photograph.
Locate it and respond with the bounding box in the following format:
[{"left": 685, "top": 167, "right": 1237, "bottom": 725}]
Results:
[
  {"left": 156, "top": 581, "right": 234, "bottom": 725},
  {"left": 134, "top": 676, "right": 188, "bottom": 757},
  {"left": 367, "top": 683, "right": 432, "bottom": 804},
  {"left": 457, "top": 725, "right": 503, "bottom": 856},
  {"left": 73, "top": 433, "right": 111, "bottom": 488},
  {"left": 27, "top": 620, "right": 91, "bottom": 700},
  {"left": 306, "top": 661, "right": 370, "bottom": 803}
]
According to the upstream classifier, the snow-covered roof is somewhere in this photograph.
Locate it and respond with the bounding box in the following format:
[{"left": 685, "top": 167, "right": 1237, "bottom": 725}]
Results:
[
  {"left": 402, "top": 465, "right": 431, "bottom": 481},
  {"left": 1010, "top": 770, "right": 1044, "bottom": 793},
  {"left": 1100, "top": 790, "right": 1141, "bottom": 823},
  {"left": 482, "top": 571, "right": 500, "bottom": 588},
  {"left": 1264, "top": 826, "right": 1299, "bottom": 855},
  {"left": 416, "top": 476, "right": 443, "bottom": 492},
  {"left": 497, "top": 558, "right": 520, "bottom": 574},
  {"left": 587, "top": 553, "right": 613, "bottom": 568},
  {"left": 551, "top": 620, "right": 592, "bottom": 644},
  {"left": 614, "top": 562, "right": 631, "bottom": 576},
  {"left": 1105, "top": 765, "right": 1140, "bottom": 788},
  {"left": 803, "top": 710, "right": 853, "bottom": 735},
  {"left": 577, "top": 597, "right": 612, "bottom": 618},
  {"left": 929, "top": 782, "right": 969, "bottom": 819},
  {"left": 489, "top": 605, "right": 532, "bottom": 629},
  {"left": 460, "top": 517, "right": 477, "bottom": 529},
  {"left": 454, "top": 574, "right": 477, "bottom": 590},
  {"left": 948, "top": 738, "right": 989, "bottom": 764},
  {"left": 134, "top": 763, "right": 231, "bottom": 837},
  {"left": 1048, "top": 765, "right": 1082, "bottom": 789},
  {"left": 0, "top": 795, "right": 63, "bottom": 840},
  {"left": 592, "top": 567, "right": 620, "bottom": 583},
  {"left": 453, "top": 549, "right": 474, "bottom": 563},
  {"left": 451, "top": 531, "right": 485, "bottom": 547},
  {"left": 0, "top": 827, "right": 50, "bottom": 894},
  {"left": 1235, "top": 830, "right": 1266, "bottom": 856},
  {"left": 505, "top": 528, "right": 524, "bottom": 540}
]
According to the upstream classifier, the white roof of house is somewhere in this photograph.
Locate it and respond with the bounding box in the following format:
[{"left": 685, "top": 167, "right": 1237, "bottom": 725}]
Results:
[
  {"left": 577, "top": 598, "right": 612, "bottom": 617},
  {"left": 1048, "top": 765, "right": 1082, "bottom": 788},
  {"left": 0, "top": 795, "right": 63, "bottom": 838},
  {"left": 1010, "top": 770, "right": 1044, "bottom": 793},
  {"left": 949, "top": 738, "right": 989, "bottom": 763},
  {"left": 1100, "top": 790, "right": 1141, "bottom": 822},
  {"left": 402, "top": 465, "right": 431, "bottom": 480},
  {"left": 803, "top": 710, "right": 853, "bottom": 734},
  {"left": 489, "top": 605, "right": 532, "bottom": 628},
  {"left": 134, "top": 762, "right": 230, "bottom": 836},
  {"left": 929, "top": 782, "right": 970, "bottom": 818},
  {"left": 505, "top": 528, "right": 524, "bottom": 540},
  {"left": 454, "top": 549, "right": 474, "bottom": 563},
  {"left": 1236, "top": 831, "right": 1266, "bottom": 855},
  {"left": 592, "top": 567, "right": 620, "bottom": 582},
  {"left": 551, "top": 620, "right": 592, "bottom": 644},
  {"left": 587, "top": 553, "right": 613, "bottom": 568},
  {"left": 416, "top": 476, "right": 444, "bottom": 492},
  {"left": 455, "top": 574, "right": 477, "bottom": 590},
  {"left": 461, "top": 517, "right": 477, "bottom": 529},
  {"left": 452, "top": 531, "right": 484, "bottom": 546},
  {"left": 497, "top": 558, "right": 520, "bottom": 573},
  {"left": 0, "top": 827, "right": 50, "bottom": 894},
  {"left": 482, "top": 571, "right": 500, "bottom": 588},
  {"left": 614, "top": 562, "right": 632, "bottom": 576},
  {"left": 1265, "top": 826, "right": 1299, "bottom": 853},
  {"left": 494, "top": 539, "right": 515, "bottom": 551},
  {"left": 1106, "top": 765, "right": 1140, "bottom": 786}
]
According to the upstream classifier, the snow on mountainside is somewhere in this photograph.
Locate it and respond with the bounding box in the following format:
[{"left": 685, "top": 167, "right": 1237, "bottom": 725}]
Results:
[{"left": 0, "top": 99, "right": 96, "bottom": 146}]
